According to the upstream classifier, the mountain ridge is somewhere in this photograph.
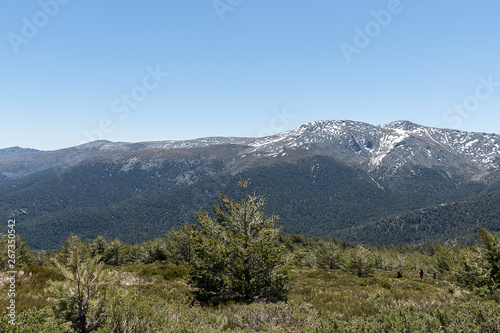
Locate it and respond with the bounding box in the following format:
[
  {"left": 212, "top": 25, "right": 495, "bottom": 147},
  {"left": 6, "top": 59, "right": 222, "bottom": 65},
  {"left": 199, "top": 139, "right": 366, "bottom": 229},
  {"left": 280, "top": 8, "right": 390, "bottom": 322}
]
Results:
[
  {"left": 2, "top": 119, "right": 499, "bottom": 249},
  {"left": 1, "top": 119, "right": 498, "bottom": 183}
]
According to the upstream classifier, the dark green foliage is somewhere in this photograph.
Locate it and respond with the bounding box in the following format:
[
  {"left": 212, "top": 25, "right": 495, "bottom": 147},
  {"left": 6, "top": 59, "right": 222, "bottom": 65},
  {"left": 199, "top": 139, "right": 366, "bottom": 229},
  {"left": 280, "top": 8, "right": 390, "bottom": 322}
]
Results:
[
  {"left": 456, "top": 227, "right": 500, "bottom": 294},
  {"left": 103, "top": 238, "right": 129, "bottom": 266},
  {"left": 0, "top": 157, "right": 231, "bottom": 249},
  {"left": 141, "top": 238, "right": 169, "bottom": 264},
  {"left": 56, "top": 234, "right": 89, "bottom": 265},
  {"left": 90, "top": 235, "right": 107, "bottom": 258},
  {"left": 2, "top": 155, "right": 497, "bottom": 250},
  {"left": 190, "top": 179, "right": 293, "bottom": 304},
  {"left": 237, "top": 156, "right": 404, "bottom": 234},
  {"left": 315, "top": 240, "right": 342, "bottom": 270},
  {"left": 478, "top": 227, "right": 500, "bottom": 287},
  {"left": 164, "top": 223, "right": 194, "bottom": 264},
  {"left": 0, "top": 234, "right": 34, "bottom": 270},
  {"left": 338, "top": 189, "right": 500, "bottom": 245}
]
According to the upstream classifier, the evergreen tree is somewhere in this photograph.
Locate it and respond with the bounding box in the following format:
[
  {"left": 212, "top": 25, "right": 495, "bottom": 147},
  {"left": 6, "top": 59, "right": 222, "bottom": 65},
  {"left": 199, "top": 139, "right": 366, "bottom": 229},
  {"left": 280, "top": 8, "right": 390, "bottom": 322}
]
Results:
[
  {"left": 456, "top": 227, "right": 500, "bottom": 293},
  {"left": 104, "top": 238, "right": 128, "bottom": 266},
  {"left": 33, "top": 249, "right": 53, "bottom": 267},
  {"left": 128, "top": 242, "right": 148, "bottom": 264},
  {"left": 190, "top": 179, "right": 293, "bottom": 304},
  {"left": 0, "top": 234, "right": 34, "bottom": 270},
  {"left": 316, "top": 239, "right": 341, "bottom": 270},
  {"left": 166, "top": 223, "right": 194, "bottom": 264},
  {"left": 478, "top": 227, "right": 500, "bottom": 289},
  {"left": 456, "top": 245, "right": 490, "bottom": 293},
  {"left": 47, "top": 237, "right": 117, "bottom": 333},
  {"left": 142, "top": 237, "right": 169, "bottom": 264},
  {"left": 90, "top": 235, "right": 107, "bottom": 259},
  {"left": 348, "top": 245, "right": 375, "bottom": 277},
  {"left": 57, "top": 234, "right": 89, "bottom": 265}
]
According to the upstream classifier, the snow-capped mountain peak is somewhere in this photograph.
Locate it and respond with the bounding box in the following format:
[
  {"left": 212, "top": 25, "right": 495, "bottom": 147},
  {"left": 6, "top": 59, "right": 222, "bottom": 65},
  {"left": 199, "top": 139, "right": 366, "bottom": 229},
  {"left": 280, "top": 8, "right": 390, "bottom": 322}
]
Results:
[
  {"left": 243, "top": 120, "right": 499, "bottom": 180},
  {"left": 0, "top": 120, "right": 498, "bottom": 184}
]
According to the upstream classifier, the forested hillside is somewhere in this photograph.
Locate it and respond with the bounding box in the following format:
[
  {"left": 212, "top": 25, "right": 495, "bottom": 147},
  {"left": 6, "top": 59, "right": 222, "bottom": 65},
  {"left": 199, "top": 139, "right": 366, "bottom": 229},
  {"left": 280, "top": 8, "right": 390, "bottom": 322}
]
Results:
[
  {"left": 4, "top": 156, "right": 497, "bottom": 249},
  {"left": 337, "top": 189, "right": 500, "bottom": 245},
  {"left": 1, "top": 120, "right": 499, "bottom": 249}
]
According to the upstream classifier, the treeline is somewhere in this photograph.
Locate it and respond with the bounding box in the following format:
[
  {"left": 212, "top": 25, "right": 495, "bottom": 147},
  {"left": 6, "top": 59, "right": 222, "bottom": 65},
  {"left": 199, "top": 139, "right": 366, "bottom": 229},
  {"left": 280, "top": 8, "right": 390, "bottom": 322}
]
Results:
[{"left": 3, "top": 224, "right": 499, "bottom": 294}]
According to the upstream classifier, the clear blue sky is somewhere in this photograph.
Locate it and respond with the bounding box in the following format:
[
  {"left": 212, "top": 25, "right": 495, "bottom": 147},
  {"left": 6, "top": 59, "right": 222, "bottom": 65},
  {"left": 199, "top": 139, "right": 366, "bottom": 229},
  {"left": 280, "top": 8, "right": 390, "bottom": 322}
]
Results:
[{"left": 1, "top": 0, "right": 500, "bottom": 150}]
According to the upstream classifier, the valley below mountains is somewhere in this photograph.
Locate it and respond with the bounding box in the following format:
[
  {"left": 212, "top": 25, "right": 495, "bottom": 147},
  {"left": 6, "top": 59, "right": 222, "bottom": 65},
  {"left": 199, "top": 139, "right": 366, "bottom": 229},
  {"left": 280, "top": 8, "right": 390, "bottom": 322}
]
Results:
[{"left": 1, "top": 120, "right": 499, "bottom": 249}]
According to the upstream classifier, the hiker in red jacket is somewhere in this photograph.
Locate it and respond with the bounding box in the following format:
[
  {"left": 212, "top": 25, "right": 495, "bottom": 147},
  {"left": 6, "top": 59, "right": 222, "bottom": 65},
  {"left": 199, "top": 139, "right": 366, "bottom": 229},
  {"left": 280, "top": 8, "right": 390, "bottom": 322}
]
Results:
[{"left": 419, "top": 269, "right": 424, "bottom": 279}]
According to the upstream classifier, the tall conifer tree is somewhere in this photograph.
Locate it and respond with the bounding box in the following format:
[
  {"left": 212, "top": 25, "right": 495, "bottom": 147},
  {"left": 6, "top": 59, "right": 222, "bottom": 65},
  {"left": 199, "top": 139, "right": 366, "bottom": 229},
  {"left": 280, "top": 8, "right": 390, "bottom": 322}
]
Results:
[{"left": 190, "top": 179, "right": 292, "bottom": 304}]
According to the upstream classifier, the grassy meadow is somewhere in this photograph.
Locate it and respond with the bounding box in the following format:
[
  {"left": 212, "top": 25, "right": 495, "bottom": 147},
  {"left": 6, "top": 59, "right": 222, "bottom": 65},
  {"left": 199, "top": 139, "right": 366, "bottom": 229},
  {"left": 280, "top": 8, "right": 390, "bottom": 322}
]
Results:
[{"left": 1, "top": 259, "right": 499, "bottom": 332}]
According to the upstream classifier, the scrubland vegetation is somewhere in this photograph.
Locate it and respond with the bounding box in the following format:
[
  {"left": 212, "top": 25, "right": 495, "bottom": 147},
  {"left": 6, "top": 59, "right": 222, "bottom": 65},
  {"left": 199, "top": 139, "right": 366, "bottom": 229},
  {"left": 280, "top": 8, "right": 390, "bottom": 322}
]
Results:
[
  {"left": 1, "top": 181, "right": 499, "bottom": 332},
  {"left": 1, "top": 233, "right": 500, "bottom": 332}
]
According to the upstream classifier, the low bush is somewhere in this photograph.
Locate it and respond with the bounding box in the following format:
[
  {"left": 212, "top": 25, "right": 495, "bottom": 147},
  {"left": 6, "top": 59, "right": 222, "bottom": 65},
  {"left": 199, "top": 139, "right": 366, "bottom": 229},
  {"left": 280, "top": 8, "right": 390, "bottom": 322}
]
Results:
[
  {"left": 122, "top": 264, "right": 190, "bottom": 281},
  {"left": 0, "top": 307, "right": 67, "bottom": 333},
  {"left": 315, "top": 301, "right": 500, "bottom": 333}
]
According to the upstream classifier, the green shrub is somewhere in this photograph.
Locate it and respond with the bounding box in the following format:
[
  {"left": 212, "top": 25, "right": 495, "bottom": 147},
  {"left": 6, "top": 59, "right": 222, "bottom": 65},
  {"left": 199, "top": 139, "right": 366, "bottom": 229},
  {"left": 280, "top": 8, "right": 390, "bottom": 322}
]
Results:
[
  {"left": 123, "top": 264, "right": 190, "bottom": 281},
  {"left": 315, "top": 301, "right": 500, "bottom": 333},
  {"left": 104, "top": 289, "right": 318, "bottom": 333},
  {"left": 347, "top": 245, "right": 374, "bottom": 278},
  {"left": 0, "top": 307, "right": 67, "bottom": 333},
  {"left": 23, "top": 265, "right": 64, "bottom": 284}
]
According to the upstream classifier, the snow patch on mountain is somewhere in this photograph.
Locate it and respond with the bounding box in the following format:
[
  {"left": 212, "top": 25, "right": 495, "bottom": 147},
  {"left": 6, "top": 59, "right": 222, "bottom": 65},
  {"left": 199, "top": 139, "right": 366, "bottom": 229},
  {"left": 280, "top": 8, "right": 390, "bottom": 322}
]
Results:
[
  {"left": 240, "top": 120, "right": 499, "bottom": 179},
  {"left": 1, "top": 119, "right": 498, "bottom": 183}
]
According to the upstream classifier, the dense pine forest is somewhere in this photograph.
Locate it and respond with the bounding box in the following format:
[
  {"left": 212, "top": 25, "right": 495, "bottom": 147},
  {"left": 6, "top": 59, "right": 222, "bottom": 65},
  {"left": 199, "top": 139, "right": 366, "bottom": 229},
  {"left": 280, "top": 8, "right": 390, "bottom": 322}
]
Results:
[
  {"left": 1, "top": 181, "right": 499, "bottom": 332},
  {"left": 3, "top": 156, "right": 500, "bottom": 250}
]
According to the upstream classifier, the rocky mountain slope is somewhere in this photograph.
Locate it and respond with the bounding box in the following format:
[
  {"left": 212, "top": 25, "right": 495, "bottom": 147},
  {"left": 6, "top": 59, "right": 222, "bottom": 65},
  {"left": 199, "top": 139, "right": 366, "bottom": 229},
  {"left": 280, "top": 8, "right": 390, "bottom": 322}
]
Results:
[
  {"left": 1, "top": 120, "right": 499, "bottom": 249},
  {"left": 0, "top": 147, "right": 40, "bottom": 161},
  {"left": 2, "top": 120, "right": 498, "bottom": 184}
]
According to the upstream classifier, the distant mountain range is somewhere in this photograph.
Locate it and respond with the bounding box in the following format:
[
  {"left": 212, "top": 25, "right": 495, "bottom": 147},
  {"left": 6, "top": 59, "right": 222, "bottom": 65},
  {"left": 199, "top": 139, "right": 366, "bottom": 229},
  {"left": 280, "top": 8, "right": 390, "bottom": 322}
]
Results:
[
  {"left": 1, "top": 120, "right": 499, "bottom": 249},
  {"left": 0, "top": 146, "right": 40, "bottom": 162}
]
